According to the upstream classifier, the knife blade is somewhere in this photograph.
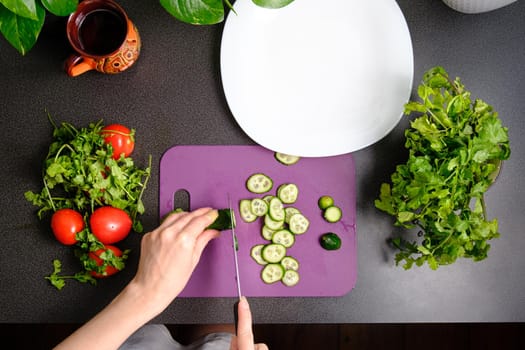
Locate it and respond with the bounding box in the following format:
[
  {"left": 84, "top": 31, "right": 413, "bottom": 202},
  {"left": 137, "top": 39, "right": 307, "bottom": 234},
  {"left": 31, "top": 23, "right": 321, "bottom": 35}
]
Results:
[
  {"left": 228, "top": 195, "right": 242, "bottom": 333},
  {"left": 228, "top": 195, "right": 242, "bottom": 299}
]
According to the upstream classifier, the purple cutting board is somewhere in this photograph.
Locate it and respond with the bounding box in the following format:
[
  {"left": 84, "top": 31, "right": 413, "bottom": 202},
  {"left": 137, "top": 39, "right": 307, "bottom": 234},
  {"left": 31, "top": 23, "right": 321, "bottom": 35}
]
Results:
[{"left": 159, "top": 145, "right": 357, "bottom": 297}]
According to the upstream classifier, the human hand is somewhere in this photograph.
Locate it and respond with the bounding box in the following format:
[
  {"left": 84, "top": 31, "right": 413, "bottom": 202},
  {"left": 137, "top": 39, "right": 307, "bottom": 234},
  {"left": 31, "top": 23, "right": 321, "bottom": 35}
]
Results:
[
  {"left": 230, "top": 297, "right": 268, "bottom": 350},
  {"left": 129, "top": 208, "right": 220, "bottom": 316}
]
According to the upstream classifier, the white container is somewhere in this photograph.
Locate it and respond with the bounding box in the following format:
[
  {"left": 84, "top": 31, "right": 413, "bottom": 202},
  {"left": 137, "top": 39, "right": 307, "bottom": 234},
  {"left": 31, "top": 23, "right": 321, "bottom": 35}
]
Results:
[{"left": 442, "top": 0, "right": 517, "bottom": 13}]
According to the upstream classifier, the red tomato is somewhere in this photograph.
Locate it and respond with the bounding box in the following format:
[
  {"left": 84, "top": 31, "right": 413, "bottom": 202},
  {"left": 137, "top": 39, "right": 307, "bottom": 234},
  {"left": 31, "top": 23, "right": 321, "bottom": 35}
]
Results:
[
  {"left": 90, "top": 206, "right": 132, "bottom": 244},
  {"left": 101, "top": 124, "right": 135, "bottom": 160},
  {"left": 50, "top": 209, "right": 84, "bottom": 245},
  {"left": 88, "top": 245, "right": 122, "bottom": 278}
]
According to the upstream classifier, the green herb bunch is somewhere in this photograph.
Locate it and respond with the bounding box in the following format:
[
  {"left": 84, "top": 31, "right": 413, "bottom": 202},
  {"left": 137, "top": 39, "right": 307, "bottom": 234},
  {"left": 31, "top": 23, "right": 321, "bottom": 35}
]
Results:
[
  {"left": 25, "top": 117, "right": 151, "bottom": 232},
  {"left": 375, "top": 66, "right": 510, "bottom": 270},
  {"left": 25, "top": 116, "right": 151, "bottom": 289}
]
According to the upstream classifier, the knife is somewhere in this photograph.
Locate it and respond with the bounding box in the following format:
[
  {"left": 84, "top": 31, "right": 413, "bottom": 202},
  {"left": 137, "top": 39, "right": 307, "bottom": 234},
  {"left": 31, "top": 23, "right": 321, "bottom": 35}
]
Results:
[{"left": 228, "top": 195, "right": 242, "bottom": 334}]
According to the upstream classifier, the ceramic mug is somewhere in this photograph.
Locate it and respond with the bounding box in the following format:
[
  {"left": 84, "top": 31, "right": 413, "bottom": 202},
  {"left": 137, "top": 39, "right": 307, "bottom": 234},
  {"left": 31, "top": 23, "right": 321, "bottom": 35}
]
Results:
[{"left": 65, "top": 0, "right": 141, "bottom": 76}]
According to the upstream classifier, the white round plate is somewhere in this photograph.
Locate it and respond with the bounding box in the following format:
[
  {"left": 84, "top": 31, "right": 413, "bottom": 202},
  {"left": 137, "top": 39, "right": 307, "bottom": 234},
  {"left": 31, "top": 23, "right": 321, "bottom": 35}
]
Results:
[{"left": 220, "top": 0, "right": 413, "bottom": 157}]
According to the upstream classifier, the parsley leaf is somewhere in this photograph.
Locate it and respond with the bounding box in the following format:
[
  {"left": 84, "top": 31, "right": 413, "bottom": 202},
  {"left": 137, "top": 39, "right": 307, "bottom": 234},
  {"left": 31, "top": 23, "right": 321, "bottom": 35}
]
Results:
[{"left": 45, "top": 259, "right": 98, "bottom": 290}]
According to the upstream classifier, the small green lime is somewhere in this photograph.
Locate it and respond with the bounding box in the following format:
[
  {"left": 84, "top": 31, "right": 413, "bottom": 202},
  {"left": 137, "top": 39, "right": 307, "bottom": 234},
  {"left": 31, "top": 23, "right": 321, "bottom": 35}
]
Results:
[{"left": 318, "top": 195, "right": 334, "bottom": 210}]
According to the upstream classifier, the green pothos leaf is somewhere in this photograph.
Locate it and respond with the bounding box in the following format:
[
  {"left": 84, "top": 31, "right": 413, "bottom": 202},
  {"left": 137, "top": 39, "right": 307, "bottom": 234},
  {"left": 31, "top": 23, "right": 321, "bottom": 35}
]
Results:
[
  {"left": 41, "top": 0, "right": 78, "bottom": 16},
  {"left": 252, "top": 0, "right": 295, "bottom": 9},
  {"left": 160, "top": 0, "right": 295, "bottom": 25},
  {"left": 0, "top": 0, "right": 37, "bottom": 20},
  {"left": 160, "top": 0, "right": 225, "bottom": 25},
  {"left": 0, "top": 1, "right": 44, "bottom": 55}
]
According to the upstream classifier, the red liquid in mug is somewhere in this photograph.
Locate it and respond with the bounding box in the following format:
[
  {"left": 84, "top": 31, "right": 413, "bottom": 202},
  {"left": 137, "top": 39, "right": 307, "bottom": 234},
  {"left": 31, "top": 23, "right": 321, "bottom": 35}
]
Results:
[{"left": 78, "top": 9, "right": 127, "bottom": 56}]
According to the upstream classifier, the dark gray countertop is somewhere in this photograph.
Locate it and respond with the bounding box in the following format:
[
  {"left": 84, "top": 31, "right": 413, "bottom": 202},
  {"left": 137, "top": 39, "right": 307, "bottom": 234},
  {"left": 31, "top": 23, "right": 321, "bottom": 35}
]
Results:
[{"left": 1, "top": 0, "right": 524, "bottom": 323}]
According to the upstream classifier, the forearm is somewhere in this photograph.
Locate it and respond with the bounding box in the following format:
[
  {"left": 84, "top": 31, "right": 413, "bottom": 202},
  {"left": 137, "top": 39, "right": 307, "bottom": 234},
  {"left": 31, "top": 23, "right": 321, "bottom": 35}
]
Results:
[{"left": 54, "top": 282, "right": 160, "bottom": 350}]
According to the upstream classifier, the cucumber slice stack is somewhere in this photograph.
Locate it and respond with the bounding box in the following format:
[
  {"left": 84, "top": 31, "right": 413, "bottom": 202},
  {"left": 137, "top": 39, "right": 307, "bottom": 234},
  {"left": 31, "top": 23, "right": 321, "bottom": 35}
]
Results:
[{"left": 241, "top": 172, "right": 310, "bottom": 287}]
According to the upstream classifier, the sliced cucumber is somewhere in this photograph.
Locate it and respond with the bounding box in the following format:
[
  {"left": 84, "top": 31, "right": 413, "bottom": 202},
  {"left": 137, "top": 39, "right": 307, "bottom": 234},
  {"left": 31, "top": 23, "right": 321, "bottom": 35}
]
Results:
[
  {"left": 261, "top": 225, "right": 276, "bottom": 241},
  {"left": 239, "top": 199, "right": 257, "bottom": 223},
  {"left": 261, "top": 243, "right": 287, "bottom": 263},
  {"left": 250, "top": 244, "right": 268, "bottom": 265},
  {"left": 323, "top": 206, "right": 342, "bottom": 223},
  {"left": 284, "top": 207, "right": 301, "bottom": 224},
  {"left": 268, "top": 197, "right": 285, "bottom": 221},
  {"left": 250, "top": 198, "right": 269, "bottom": 217},
  {"left": 271, "top": 229, "right": 295, "bottom": 248},
  {"left": 264, "top": 213, "right": 284, "bottom": 230},
  {"left": 275, "top": 152, "right": 300, "bottom": 166},
  {"left": 282, "top": 270, "right": 300, "bottom": 287},
  {"left": 288, "top": 213, "right": 310, "bottom": 234},
  {"left": 262, "top": 195, "right": 274, "bottom": 203},
  {"left": 246, "top": 173, "right": 273, "bottom": 194},
  {"left": 261, "top": 263, "right": 285, "bottom": 284},
  {"left": 281, "top": 256, "right": 299, "bottom": 271},
  {"left": 240, "top": 174, "right": 309, "bottom": 288},
  {"left": 277, "top": 183, "right": 299, "bottom": 204}
]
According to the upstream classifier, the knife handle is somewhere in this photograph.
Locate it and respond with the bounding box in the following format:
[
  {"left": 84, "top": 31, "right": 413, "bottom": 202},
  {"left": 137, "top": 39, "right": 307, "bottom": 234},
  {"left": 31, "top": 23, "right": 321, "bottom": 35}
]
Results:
[{"left": 233, "top": 300, "right": 239, "bottom": 335}]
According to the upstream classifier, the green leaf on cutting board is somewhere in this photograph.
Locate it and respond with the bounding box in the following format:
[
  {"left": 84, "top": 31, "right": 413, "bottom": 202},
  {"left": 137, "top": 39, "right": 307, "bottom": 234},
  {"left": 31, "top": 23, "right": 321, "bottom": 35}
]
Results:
[{"left": 0, "top": 1, "right": 45, "bottom": 55}]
